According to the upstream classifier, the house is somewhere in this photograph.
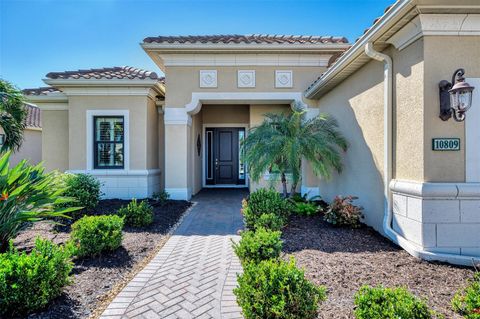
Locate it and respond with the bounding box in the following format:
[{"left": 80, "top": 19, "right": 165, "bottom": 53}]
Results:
[
  {"left": 24, "top": 0, "right": 480, "bottom": 266},
  {"left": 0, "top": 102, "right": 42, "bottom": 166}
]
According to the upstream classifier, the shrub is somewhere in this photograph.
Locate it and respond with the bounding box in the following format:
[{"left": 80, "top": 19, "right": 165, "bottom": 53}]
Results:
[
  {"left": 254, "top": 213, "right": 285, "bottom": 231},
  {"left": 0, "top": 238, "right": 73, "bottom": 316},
  {"left": 242, "top": 189, "right": 291, "bottom": 230},
  {"left": 452, "top": 272, "right": 480, "bottom": 319},
  {"left": 70, "top": 215, "right": 124, "bottom": 257},
  {"left": 63, "top": 173, "right": 102, "bottom": 211},
  {"left": 324, "top": 195, "right": 363, "bottom": 228},
  {"left": 234, "top": 258, "right": 327, "bottom": 319},
  {"left": 152, "top": 190, "right": 170, "bottom": 203},
  {"left": 233, "top": 228, "right": 282, "bottom": 265},
  {"left": 0, "top": 152, "right": 79, "bottom": 252},
  {"left": 354, "top": 285, "right": 433, "bottom": 319},
  {"left": 118, "top": 199, "right": 154, "bottom": 227},
  {"left": 292, "top": 201, "right": 319, "bottom": 216}
]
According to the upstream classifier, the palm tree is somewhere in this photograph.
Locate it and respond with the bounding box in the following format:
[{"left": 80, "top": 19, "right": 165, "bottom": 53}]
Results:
[
  {"left": 0, "top": 79, "right": 27, "bottom": 152},
  {"left": 242, "top": 104, "right": 348, "bottom": 198}
]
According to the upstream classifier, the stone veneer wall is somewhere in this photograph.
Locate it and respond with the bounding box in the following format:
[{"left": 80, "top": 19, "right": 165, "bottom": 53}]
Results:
[
  {"left": 391, "top": 180, "right": 480, "bottom": 257},
  {"left": 68, "top": 169, "right": 162, "bottom": 199}
]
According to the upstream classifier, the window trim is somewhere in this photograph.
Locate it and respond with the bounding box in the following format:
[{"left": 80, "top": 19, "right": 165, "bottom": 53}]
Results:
[
  {"left": 93, "top": 115, "right": 125, "bottom": 169},
  {"left": 86, "top": 110, "right": 130, "bottom": 171}
]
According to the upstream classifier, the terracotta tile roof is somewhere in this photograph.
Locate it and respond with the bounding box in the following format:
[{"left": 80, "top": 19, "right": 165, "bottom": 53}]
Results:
[
  {"left": 25, "top": 104, "right": 41, "bottom": 128},
  {"left": 22, "top": 87, "right": 61, "bottom": 96},
  {"left": 143, "top": 34, "right": 349, "bottom": 44},
  {"left": 45, "top": 66, "right": 161, "bottom": 81}
]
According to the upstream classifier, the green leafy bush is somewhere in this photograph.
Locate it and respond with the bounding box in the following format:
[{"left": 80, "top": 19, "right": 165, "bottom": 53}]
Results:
[
  {"left": 70, "top": 215, "right": 124, "bottom": 257},
  {"left": 63, "top": 173, "right": 102, "bottom": 211},
  {"left": 254, "top": 213, "right": 285, "bottom": 231},
  {"left": 0, "top": 152, "right": 79, "bottom": 252},
  {"left": 0, "top": 238, "right": 73, "bottom": 316},
  {"left": 234, "top": 258, "right": 327, "bottom": 319},
  {"left": 292, "top": 202, "right": 319, "bottom": 216},
  {"left": 452, "top": 272, "right": 480, "bottom": 319},
  {"left": 324, "top": 195, "right": 363, "bottom": 228},
  {"left": 233, "top": 228, "right": 282, "bottom": 265},
  {"left": 354, "top": 285, "right": 433, "bottom": 319},
  {"left": 118, "top": 198, "right": 154, "bottom": 227},
  {"left": 152, "top": 190, "right": 170, "bottom": 203},
  {"left": 242, "top": 189, "right": 291, "bottom": 230}
]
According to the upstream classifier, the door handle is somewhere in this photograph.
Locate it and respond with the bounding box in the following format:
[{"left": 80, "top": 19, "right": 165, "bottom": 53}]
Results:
[{"left": 215, "top": 158, "right": 219, "bottom": 169}]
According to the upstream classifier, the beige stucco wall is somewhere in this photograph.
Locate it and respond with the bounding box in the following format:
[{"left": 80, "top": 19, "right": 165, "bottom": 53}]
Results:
[
  {"left": 41, "top": 110, "right": 69, "bottom": 171},
  {"left": 165, "top": 66, "right": 325, "bottom": 107},
  {"left": 67, "top": 95, "right": 156, "bottom": 171},
  {"left": 3, "top": 128, "right": 42, "bottom": 166},
  {"left": 202, "top": 105, "right": 249, "bottom": 124},
  {"left": 146, "top": 98, "right": 159, "bottom": 170},
  {"left": 157, "top": 111, "right": 165, "bottom": 190},
  {"left": 164, "top": 123, "right": 189, "bottom": 189},
  {"left": 313, "top": 34, "right": 480, "bottom": 231},
  {"left": 316, "top": 59, "right": 386, "bottom": 231},
  {"left": 423, "top": 36, "right": 480, "bottom": 182},
  {"left": 314, "top": 39, "right": 425, "bottom": 232},
  {"left": 191, "top": 111, "right": 203, "bottom": 195}
]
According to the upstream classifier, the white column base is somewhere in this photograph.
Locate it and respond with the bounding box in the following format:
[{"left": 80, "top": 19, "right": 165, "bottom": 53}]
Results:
[
  {"left": 67, "top": 169, "right": 162, "bottom": 200},
  {"left": 390, "top": 179, "right": 480, "bottom": 259},
  {"left": 165, "top": 187, "right": 192, "bottom": 200}
]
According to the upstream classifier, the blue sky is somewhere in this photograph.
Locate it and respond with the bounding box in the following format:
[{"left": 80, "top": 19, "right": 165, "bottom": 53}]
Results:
[{"left": 0, "top": 0, "right": 392, "bottom": 89}]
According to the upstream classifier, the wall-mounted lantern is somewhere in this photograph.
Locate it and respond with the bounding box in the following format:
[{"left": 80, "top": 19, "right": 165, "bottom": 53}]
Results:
[{"left": 439, "top": 68, "right": 475, "bottom": 122}]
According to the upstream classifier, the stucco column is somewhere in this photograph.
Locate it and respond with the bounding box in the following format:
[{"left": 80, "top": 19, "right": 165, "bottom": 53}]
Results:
[
  {"left": 301, "top": 107, "right": 320, "bottom": 198},
  {"left": 164, "top": 107, "right": 193, "bottom": 200}
]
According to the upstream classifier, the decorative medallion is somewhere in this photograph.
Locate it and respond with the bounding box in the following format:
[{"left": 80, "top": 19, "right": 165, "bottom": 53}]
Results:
[
  {"left": 275, "top": 70, "right": 293, "bottom": 88},
  {"left": 237, "top": 70, "right": 255, "bottom": 88},
  {"left": 199, "top": 70, "right": 217, "bottom": 88}
]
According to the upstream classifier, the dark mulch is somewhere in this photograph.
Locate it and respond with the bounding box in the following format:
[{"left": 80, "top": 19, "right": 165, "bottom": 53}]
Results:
[
  {"left": 282, "top": 214, "right": 476, "bottom": 319},
  {"left": 12, "top": 199, "right": 191, "bottom": 319}
]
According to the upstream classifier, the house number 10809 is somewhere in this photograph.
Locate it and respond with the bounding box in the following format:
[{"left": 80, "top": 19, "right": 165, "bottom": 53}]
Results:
[{"left": 432, "top": 138, "right": 460, "bottom": 151}]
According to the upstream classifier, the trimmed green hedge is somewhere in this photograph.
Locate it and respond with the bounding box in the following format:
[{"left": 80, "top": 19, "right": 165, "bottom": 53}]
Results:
[
  {"left": 242, "top": 189, "right": 291, "bottom": 230},
  {"left": 233, "top": 227, "right": 282, "bottom": 265},
  {"left": 234, "top": 258, "right": 327, "bottom": 319},
  {"left": 70, "top": 215, "right": 124, "bottom": 257},
  {"left": 118, "top": 199, "right": 154, "bottom": 227},
  {"left": 452, "top": 273, "right": 480, "bottom": 319},
  {"left": 0, "top": 238, "right": 73, "bottom": 316},
  {"left": 354, "top": 285, "right": 433, "bottom": 319}
]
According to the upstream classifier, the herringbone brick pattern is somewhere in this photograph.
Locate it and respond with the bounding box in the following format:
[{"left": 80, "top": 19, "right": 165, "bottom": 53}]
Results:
[{"left": 100, "top": 189, "right": 246, "bottom": 319}]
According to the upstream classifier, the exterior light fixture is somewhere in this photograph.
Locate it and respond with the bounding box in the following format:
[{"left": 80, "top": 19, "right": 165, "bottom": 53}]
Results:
[{"left": 439, "top": 68, "right": 475, "bottom": 122}]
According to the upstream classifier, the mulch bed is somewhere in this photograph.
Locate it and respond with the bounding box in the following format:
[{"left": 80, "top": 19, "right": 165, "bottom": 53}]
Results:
[
  {"left": 12, "top": 199, "right": 191, "bottom": 319},
  {"left": 281, "top": 214, "right": 476, "bottom": 319}
]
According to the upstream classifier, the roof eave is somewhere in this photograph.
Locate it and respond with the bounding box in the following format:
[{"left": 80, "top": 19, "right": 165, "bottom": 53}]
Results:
[
  {"left": 141, "top": 42, "right": 351, "bottom": 53},
  {"left": 304, "top": 0, "right": 417, "bottom": 99},
  {"left": 25, "top": 92, "right": 68, "bottom": 103}
]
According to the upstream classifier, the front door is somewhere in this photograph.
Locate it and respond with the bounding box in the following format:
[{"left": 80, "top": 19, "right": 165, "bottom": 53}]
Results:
[{"left": 205, "top": 128, "right": 245, "bottom": 185}]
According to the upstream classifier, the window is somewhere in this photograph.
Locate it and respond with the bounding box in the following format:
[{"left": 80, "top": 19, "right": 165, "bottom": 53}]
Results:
[
  {"left": 94, "top": 116, "right": 124, "bottom": 169},
  {"left": 238, "top": 129, "right": 245, "bottom": 180}
]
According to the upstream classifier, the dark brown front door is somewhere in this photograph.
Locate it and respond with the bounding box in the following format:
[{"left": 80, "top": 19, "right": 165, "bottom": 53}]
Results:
[{"left": 205, "top": 128, "right": 245, "bottom": 185}]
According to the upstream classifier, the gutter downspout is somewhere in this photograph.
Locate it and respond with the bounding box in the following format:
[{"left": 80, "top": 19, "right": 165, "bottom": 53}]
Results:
[{"left": 364, "top": 42, "right": 479, "bottom": 267}]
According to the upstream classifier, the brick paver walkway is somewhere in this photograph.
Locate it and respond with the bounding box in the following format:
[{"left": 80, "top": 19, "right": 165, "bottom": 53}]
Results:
[{"left": 100, "top": 189, "right": 246, "bottom": 319}]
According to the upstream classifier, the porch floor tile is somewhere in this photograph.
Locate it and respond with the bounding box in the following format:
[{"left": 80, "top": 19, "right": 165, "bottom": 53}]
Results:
[{"left": 100, "top": 189, "right": 247, "bottom": 319}]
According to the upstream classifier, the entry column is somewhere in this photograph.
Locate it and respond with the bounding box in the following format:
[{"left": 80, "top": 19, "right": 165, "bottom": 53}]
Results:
[{"left": 164, "top": 107, "right": 192, "bottom": 200}]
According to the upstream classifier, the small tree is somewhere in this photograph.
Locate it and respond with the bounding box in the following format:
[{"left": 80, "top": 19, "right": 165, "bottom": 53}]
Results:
[
  {"left": 242, "top": 104, "right": 347, "bottom": 197},
  {"left": 0, "top": 79, "right": 27, "bottom": 152}
]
